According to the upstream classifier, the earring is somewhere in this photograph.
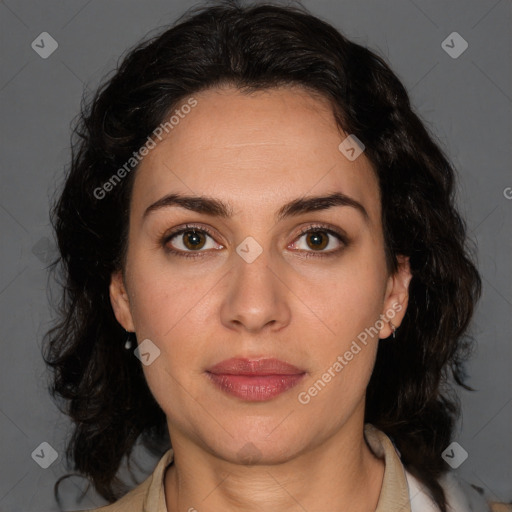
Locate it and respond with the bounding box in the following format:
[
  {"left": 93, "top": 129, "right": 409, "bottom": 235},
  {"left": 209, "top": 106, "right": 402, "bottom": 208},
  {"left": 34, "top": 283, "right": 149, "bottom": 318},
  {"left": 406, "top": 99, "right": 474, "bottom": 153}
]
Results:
[
  {"left": 124, "top": 331, "right": 135, "bottom": 350},
  {"left": 390, "top": 322, "right": 397, "bottom": 339}
]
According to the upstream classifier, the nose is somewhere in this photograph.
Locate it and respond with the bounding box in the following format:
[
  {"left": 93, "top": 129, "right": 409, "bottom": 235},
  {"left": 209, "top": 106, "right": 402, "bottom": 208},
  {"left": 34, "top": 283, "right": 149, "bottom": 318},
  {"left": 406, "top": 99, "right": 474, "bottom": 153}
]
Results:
[{"left": 220, "top": 245, "right": 291, "bottom": 334}]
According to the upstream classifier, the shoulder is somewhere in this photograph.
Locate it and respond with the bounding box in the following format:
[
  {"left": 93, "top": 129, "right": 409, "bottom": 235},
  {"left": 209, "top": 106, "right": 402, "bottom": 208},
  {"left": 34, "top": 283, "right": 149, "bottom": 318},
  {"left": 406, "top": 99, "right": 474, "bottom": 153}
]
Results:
[
  {"left": 74, "top": 448, "right": 174, "bottom": 512},
  {"left": 365, "top": 423, "right": 509, "bottom": 512},
  {"left": 440, "top": 471, "right": 511, "bottom": 512},
  {"left": 406, "top": 469, "right": 511, "bottom": 512},
  {"left": 74, "top": 478, "right": 149, "bottom": 512},
  {"left": 489, "top": 504, "right": 512, "bottom": 512}
]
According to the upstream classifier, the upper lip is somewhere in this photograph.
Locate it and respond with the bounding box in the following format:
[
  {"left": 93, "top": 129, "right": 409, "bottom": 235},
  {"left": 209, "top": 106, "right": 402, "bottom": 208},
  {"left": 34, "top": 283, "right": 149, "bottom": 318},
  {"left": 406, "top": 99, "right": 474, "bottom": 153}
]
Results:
[{"left": 206, "top": 357, "right": 305, "bottom": 375}]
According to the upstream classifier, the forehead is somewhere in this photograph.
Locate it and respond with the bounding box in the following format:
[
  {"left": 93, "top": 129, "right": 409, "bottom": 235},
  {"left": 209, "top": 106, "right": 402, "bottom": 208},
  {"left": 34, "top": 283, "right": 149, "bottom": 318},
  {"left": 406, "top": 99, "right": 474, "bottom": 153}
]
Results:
[{"left": 131, "top": 85, "right": 380, "bottom": 223}]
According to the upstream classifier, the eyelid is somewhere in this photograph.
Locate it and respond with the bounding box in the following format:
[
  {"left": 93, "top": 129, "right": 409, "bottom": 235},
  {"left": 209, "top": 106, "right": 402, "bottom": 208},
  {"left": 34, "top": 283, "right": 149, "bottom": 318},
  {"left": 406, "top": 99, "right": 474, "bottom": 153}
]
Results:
[
  {"left": 161, "top": 222, "right": 348, "bottom": 258},
  {"left": 289, "top": 223, "right": 348, "bottom": 258},
  {"left": 161, "top": 223, "right": 223, "bottom": 254},
  {"left": 295, "top": 223, "right": 348, "bottom": 243}
]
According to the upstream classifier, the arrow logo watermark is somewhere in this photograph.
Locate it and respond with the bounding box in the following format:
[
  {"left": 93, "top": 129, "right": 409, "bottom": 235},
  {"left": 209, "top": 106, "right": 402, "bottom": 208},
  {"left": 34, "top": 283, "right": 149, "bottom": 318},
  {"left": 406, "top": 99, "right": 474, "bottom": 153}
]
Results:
[
  {"left": 31, "top": 32, "right": 58, "bottom": 59},
  {"left": 441, "top": 441, "right": 468, "bottom": 469},
  {"left": 134, "top": 338, "right": 161, "bottom": 366},
  {"left": 441, "top": 32, "right": 468, "bottom": 59},
  {"left": 338, "top": 134, "right": 365, "bottom": 161},
  {"left": 236, "top": 236, "right": 263, "bottom": 263},
  {"left": 31, "top": 441, "right": 58, "bottom": 469}
]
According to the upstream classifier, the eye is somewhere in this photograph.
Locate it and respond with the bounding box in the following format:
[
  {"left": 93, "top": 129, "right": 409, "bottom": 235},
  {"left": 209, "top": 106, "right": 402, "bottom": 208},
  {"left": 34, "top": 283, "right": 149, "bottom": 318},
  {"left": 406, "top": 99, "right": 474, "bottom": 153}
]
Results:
[
  {"left": 162, "top": 224, "right": 223, "bottom": 257},
  {"left": 289, "top": 225, "right": 347, "bottom": 257},
  {"left": 161, "top": 223, "right": 348, "bottom": 260}
]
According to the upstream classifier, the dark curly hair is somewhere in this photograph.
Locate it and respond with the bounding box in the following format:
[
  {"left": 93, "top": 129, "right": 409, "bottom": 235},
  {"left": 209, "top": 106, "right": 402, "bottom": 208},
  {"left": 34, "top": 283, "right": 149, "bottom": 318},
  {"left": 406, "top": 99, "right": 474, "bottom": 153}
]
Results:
[{"left": 43, "top": 1, "right": 482, "bottom": 510}]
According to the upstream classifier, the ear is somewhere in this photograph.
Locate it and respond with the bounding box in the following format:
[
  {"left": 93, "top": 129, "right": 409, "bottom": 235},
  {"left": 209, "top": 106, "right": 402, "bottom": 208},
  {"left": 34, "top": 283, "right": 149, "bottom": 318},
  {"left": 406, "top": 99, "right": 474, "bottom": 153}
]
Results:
[
  {"left": 379, "top": 255, "right": 412, "bottom": 339},
  {"left": 109, "top": 270, "right": 135, "bottom": 332}
]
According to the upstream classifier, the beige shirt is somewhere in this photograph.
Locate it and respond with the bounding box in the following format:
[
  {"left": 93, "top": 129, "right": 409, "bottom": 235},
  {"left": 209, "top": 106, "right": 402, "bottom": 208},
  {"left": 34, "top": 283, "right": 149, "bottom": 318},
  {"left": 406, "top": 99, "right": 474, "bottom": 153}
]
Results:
[{"left": 80, "top": 424, "right": 506, "bottom": 512}]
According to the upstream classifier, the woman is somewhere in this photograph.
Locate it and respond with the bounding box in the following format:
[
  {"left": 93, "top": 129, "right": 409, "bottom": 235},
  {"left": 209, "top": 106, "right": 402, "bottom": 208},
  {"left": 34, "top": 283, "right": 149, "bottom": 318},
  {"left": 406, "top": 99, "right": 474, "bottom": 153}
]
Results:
[{"left": 44, "top": 1, "right": 508, "bottom": 511}]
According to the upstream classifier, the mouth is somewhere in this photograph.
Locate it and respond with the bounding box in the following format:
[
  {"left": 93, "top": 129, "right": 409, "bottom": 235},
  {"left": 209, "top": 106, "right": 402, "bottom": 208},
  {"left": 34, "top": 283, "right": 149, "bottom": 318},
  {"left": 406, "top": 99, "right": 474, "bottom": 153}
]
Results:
[{"left": 205, "top": 357, "right": 306, "bottom": 402}]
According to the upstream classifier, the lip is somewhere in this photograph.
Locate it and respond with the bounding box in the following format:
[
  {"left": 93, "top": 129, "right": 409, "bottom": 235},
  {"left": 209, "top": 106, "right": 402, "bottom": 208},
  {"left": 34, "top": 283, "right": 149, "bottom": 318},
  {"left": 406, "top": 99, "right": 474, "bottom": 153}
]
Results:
[{"left": 206, "top": 358, "right": 306, "bottom": 401}]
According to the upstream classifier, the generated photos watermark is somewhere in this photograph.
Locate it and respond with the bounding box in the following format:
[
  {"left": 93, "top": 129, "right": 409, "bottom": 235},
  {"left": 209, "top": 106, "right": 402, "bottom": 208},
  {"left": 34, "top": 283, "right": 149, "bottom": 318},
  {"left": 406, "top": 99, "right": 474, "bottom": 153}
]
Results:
[
  {"left": 93, "top": 96, "right": 198, "bottom": 200},
  {"left": 297, "top": 302, "right": 402, "bottom": 405}
]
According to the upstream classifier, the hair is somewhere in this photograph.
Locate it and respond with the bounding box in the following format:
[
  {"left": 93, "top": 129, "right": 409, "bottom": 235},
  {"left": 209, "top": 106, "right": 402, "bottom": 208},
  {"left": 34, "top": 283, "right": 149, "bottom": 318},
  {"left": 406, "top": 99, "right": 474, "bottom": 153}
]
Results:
[{"left": 43, "top": 1, "right": 482, "bottom": 510}]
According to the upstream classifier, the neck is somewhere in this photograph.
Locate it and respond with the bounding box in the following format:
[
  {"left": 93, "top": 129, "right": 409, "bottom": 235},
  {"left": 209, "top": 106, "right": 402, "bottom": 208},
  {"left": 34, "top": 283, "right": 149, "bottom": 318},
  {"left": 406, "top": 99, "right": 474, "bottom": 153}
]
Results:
[{"left": 164, "top": 415, "right": 385, "bottom": 512}]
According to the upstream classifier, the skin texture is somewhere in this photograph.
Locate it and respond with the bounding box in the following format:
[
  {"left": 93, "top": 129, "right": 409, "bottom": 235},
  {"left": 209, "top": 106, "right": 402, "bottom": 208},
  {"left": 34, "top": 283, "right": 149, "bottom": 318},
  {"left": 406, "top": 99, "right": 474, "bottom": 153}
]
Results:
[{"left": 109, "top": 85, "right": 412, "bottom": 512}]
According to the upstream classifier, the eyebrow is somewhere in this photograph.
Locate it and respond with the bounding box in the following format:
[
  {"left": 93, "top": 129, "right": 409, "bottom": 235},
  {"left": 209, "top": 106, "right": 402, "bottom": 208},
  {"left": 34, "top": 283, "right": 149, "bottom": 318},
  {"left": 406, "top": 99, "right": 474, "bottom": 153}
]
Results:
[{"left": 143, "top": 191, "right": 369, "bottom": 223}]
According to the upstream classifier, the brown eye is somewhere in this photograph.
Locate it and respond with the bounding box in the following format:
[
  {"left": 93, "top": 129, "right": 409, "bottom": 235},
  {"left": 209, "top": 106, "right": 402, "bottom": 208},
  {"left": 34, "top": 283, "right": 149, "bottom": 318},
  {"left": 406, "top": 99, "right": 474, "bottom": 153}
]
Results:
[
  {"left": 182, "top": 230, "right": 207, "bottom": 250},
  {"left": 163, "top": 225, "right": 223, "bottom": 257},
  {"left": 289, "top": 226, "right": 346, "bottom": 257},
  {"left": 305, "top": 231, "right": 329, "bottom": 251}
]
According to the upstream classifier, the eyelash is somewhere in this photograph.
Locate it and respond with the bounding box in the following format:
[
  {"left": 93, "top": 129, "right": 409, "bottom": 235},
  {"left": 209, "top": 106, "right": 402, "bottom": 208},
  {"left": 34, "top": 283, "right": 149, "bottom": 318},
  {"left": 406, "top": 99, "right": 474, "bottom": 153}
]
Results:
[{"left": 160, "top": 223, "right": 348, "bottom": 259}]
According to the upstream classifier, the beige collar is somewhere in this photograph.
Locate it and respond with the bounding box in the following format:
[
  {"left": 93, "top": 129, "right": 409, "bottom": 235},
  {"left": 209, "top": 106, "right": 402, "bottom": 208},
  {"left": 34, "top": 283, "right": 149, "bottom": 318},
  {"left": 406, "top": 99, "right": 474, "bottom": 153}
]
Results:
[{"left": 364, "top": 423, "right": 412, "bottom": 512}]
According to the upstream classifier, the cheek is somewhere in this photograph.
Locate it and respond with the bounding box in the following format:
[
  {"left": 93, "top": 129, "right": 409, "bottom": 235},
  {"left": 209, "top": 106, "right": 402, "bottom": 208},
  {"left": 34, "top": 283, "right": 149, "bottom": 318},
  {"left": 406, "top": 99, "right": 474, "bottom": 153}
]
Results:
[
  {"left": 125, "top": 258, "right": 219, "bottom": 394},
  {"left": 127, "top": 239, "right": 388, "bottom": 353},
  {"left": 294, "top": 251, "right": 386, "bottom": 406},
  {"left": 127, "top": 254, "right": 209, "bottom": 338},
  {"left": 299, "top": 252, "right": 387, "bottom": 341},
  {"left": 126, "top": 265, "right": 207, "bottom": 413},
  {"left": 297, "top": 275, "right": 382, "bottom": 424}
]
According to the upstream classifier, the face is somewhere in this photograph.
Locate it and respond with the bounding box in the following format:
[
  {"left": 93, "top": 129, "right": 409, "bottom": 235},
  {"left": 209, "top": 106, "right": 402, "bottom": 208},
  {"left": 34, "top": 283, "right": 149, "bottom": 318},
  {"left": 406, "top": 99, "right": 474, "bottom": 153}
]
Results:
[{"left": 110, "top": 85, "right": 411, "bottom": 464}]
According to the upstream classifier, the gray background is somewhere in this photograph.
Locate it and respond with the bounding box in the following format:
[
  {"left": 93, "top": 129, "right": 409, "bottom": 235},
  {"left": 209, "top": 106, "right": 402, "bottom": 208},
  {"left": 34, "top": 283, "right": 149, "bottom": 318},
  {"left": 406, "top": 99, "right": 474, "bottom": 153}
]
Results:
[{"left": 0, "top": 0, "right": 510, "bottom": 510}]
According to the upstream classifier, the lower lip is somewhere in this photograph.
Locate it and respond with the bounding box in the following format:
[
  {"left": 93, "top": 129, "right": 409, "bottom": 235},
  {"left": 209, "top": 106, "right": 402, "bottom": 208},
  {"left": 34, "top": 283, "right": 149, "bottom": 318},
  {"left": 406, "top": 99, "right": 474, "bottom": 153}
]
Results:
[{"left": 206, "top": 373, "right": 306, "bottom": 401}]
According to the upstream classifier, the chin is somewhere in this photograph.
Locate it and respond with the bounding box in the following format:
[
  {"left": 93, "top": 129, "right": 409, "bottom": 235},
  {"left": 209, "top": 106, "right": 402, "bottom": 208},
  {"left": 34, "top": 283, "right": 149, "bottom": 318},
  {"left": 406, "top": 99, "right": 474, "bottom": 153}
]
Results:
[{"left": 203, "top": 419, "right": 310, "bottom": 466}]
